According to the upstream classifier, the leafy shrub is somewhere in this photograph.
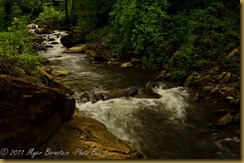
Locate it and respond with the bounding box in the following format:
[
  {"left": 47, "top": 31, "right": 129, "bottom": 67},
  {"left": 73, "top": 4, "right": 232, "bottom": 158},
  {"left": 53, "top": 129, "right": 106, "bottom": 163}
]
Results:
[
  {"left": 171, "top": 70, "right": 187, "bottom": 81},
  {"left": 34, "top": 6, "right": 66, "bottom": 27},
  {"left": 220, "top": 55, "right": 240, "bottom": 74},
  {"left": 0, "top": 17, "right": 39, "bottom": 74},
  {"left": 109, "top": 0, "right": 169, "bottom": 61}
]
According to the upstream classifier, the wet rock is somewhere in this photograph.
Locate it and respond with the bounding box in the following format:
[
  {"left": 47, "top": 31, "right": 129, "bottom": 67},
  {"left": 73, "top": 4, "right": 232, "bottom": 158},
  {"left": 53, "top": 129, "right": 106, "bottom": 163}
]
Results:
[
  {"left": 156, "top": 70, "right": 167, "bottom": 80},
  {"left": 64, "top": 44, "right": 88, "bottom": 53},
  {"left": 41, "top": 66, "right": 52, "bottom": 74},
  {"left": 38, "top": 56, "right": 50, "bottom": 64},
  {"left": 214, "top": 73, "right": 225, "bottom": 81},
  {"left": 60, "top": 32, "right": 86, "bottom": 48},
  {"left": 225, "top": 96, "right": 234, "bottom": 101},
  {"left": 131, "top": 58, "right": 142, "bottom": 65},
  {"left": 84, "top": 87, "right": 138, "bottom": 103},
  {"left": 50, "top": 42, "right": 59, "bottom": 45},
  {"left": 86, "top": 49, "right": 112, "bottom": 62},
  {"left": 35, "top": 27, "right": 53, "bottom": 34},
  {"left": 233, "top": 113, "right": 240, "bottom": 122},
  {"left": 184, "top": 71, "right": 197, "bottom": 87},
  {"left": 107, "top": 58, "right": 119, "bottom": 65},
  {"left": 52, "top": 70, "right": 71, "bottom": 77},
  {"left": 48, "top": 37, "right": 55, "bottom": 41},
  {"left": 0, "top": 75, "right": 75, "bottom": 157},
  {"left": 92, "top": 40, "right": 115, "bottom": 61},
  {"left": 30, "top": 35, "right": 45, "bottom": 43},
  {"left": 135, "top": 82, "right": 161, "bottom": 99},
  {"left": 221, "top": 72, "right": 231, "bottom": 84},
  {"left": 46, "top": 45, "right": 54, "bottom": 48},
  {"left": 218, "top": 113, "right": 234, "bottom": 126},
  {"left": 194, "top": 74, "right": 213, "bottom": 85},
  {"left": 120, "top": 62, "right": 133, "bottom": 68},
  {"left": 202, "top": 85, "right": 214, "bottom": 92},
  {"left": 211, "top": 85, "right": 219, "bottom": 93},
  {"left": 37, "top": 115, "right": 144, "bottom": 159},
  {"left": 192, "top": 92, "right": 200, "bottom": 102},
  {"left": 27, "top": 24, "right": 37, "bottom": 29}
]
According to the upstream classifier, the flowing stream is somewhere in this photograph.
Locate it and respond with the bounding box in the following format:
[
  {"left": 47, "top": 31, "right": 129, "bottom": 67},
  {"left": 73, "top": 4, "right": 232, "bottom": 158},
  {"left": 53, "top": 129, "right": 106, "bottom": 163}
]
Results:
[{"left": 38, "top": 31, "right": 240, "bottom": 159}]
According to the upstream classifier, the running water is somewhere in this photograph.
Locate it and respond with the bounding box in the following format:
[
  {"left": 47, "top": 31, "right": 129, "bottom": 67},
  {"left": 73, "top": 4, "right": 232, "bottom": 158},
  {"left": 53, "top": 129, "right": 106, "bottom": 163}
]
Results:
[{"left": 37, "top": 30, "right": 240, "bottom": 159}]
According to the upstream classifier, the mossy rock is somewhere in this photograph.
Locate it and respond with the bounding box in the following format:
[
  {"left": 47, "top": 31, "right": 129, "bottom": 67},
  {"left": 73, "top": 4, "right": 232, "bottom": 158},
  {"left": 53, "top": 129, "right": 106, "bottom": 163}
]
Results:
[{"left": 52, "top": 70, "right": 71, "bottom": 77}]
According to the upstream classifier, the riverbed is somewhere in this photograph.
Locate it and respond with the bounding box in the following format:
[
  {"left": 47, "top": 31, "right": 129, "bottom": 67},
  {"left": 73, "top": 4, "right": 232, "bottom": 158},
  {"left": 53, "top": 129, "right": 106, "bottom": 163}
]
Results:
[{"left": 38, "top": 31, "right": 240, "bottom": 159}]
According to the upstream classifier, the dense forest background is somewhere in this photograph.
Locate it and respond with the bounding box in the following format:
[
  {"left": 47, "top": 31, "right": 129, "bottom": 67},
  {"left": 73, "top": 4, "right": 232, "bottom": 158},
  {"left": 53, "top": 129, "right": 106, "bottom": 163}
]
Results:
[{"left": 0, "top": 0, "right": 240, "bottom": 79}]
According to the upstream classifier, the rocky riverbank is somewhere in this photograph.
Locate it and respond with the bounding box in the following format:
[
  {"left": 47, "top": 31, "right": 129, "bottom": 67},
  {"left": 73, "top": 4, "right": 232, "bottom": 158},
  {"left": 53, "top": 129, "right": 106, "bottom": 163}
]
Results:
[{"left": 0, "top": 25, "right": 145, "bottom": 159}]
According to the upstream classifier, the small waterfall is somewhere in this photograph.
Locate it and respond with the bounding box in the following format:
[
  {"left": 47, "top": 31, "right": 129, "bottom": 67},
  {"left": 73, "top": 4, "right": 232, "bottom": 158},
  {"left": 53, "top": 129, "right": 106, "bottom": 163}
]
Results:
[{"left": 76, "top": 84, "right": 200, "bottom": 158}]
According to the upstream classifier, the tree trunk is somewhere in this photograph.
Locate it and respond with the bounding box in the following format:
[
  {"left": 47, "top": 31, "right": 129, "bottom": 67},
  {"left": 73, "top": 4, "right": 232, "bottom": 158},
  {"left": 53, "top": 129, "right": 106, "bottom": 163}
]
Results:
[
  {"left": 64, "top": 0, "right": 69, "bottom": 23},
  {"left": 72, "top": 0, "right": 75, "bottom": 10}
]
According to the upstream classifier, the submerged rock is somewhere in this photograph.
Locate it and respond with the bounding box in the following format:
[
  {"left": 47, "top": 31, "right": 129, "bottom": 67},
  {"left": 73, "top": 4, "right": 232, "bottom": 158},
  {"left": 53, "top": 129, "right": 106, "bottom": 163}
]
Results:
[{"left": 135, "top": 82, "right": 161, "bottom": 99}]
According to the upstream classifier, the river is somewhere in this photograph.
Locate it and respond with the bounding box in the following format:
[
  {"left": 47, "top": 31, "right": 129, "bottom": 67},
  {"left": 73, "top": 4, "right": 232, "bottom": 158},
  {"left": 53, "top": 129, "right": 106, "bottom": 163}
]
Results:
[{"left": 38, "top": 30, "right": 240, "bottom": 159}]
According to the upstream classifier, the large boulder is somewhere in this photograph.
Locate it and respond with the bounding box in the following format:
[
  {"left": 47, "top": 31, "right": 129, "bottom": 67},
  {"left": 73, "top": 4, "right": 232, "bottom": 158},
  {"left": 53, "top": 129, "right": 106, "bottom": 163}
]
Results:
[
  {"left": 37, "top": 114, "right": 144, "bottom": 159},
  {"left": 64, "top": 44, "right": 88, "bottom": 53},
  {"left": 60, "top": 32, "right": 86, "bottom": 48},
  {"left": 86, "top": 39, "right": 115, "bottom": 62},
  {"left": 0, "top": 75, "right": 75, "bottom": 158}
]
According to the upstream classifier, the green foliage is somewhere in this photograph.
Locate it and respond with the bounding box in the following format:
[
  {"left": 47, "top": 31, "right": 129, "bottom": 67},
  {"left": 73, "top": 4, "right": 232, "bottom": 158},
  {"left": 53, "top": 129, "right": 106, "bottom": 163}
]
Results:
[
  {"left": 0, "top": 18, "right": 39, "bottom": 74},
  {"left": 171, "top": 70, "right": 187, "bottom": 81},
  {"left": 74, "top": 0, "right": 117, "bottom": 34},
  {"left": 34, "top": 6, "right": 66, "bottom": 27},
  {"left": 109, "top": 0, "right": 169, "bottom": 63},
  {"left": 220, "top": 55, "right": 240, "bottom": 74}
]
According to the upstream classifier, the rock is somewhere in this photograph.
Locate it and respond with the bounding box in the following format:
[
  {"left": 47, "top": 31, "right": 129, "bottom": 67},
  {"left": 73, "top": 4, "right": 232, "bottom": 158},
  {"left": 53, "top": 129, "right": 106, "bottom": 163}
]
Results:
[
  {"left": 60, "top": 32, "right": 86, "bottom": 48},
  {"left": 30, "top": 35, "right": 45, "bottom": 43},
  {"left": 84, "top": 87, "right": 138, "bottom": 103},
  {"left": 218, "top": 113, "right": 233, "bottom": 126},
  {"left": 27, "top": 24, "right": 37, "bottom": 29},
  {"left": 64, "top": 44, "right": 88, "bottom": 53},
  {"left": 35, "top": 27, "right": 53, "bottom": 34},
  {"left": 41, "top": 66, "right": 52, "bottom": 74},
  {"left": 107, "top": 58, "right": 119, "bottom": 65},
  {"left": 12, "top": 66, "right": 26, "bottom": 77},
  {"left": 37, "top": 115, "right": 144, "bottom": 159},
  {"left": 48, "top": 37, "right": 55, "bottom": 41},
  {"left": 131, "top": 58, "right": 142, "bottom": 65},
  {"left": 194, "top": 74, "right": 213, "bottom": 85},
  {"left": 192, "top": 92, "right": 200, "bottom": 102},
  {"left": 211, "top": 85, "right": 219, "bottom": 93},
  {"left": 50, "top": 42, "right": 59, "bottom": 45},
  {"left": 214, "top": 74, "right": 225, "bottom": 80},
  {"left": 92, "top": 39, "right": 115, "bottom": 61},
  {"left": 52, "top": 70, "right": 71, "bottom": 77},
  {"left": 86, "top": 50, "right": 111, "bottom": 62},
  {"left": 0, "top": 75, "right": 75, "bottom": 158},
  {"left": 233, "top": 113, "right": 240, "bottom": 122},
  {"left": 156, "top": 70, "right": 167, "bottom": 80},
  {"left": 225, "top": 96, "right": 234, "bottom": 101},
  {"left": 202, "top": 85, "right": 214, "bottom": 92},
  {"left": 38, "top": 56, "right": 50, "bottom": 64},
  {"left": 46, "top": 44, "right": 54, "bottom": 48},
  {"left": 184, "top": 71, "right": 197, "bottom": 87},
  {"left": 221, "top": 72, "right": 231, "bottom": 84},
  {"left": 135, "top": 82, "right": 161, "bottom": 99},
  {"left": 120, "top": 62, "right": 133, "bottom": 68}
]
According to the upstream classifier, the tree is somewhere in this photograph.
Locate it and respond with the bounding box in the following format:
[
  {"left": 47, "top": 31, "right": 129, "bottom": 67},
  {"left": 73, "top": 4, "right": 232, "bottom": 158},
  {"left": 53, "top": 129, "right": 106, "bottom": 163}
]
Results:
[{"left": 64, "top": 0, "right": 69, "bottom": 23}]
